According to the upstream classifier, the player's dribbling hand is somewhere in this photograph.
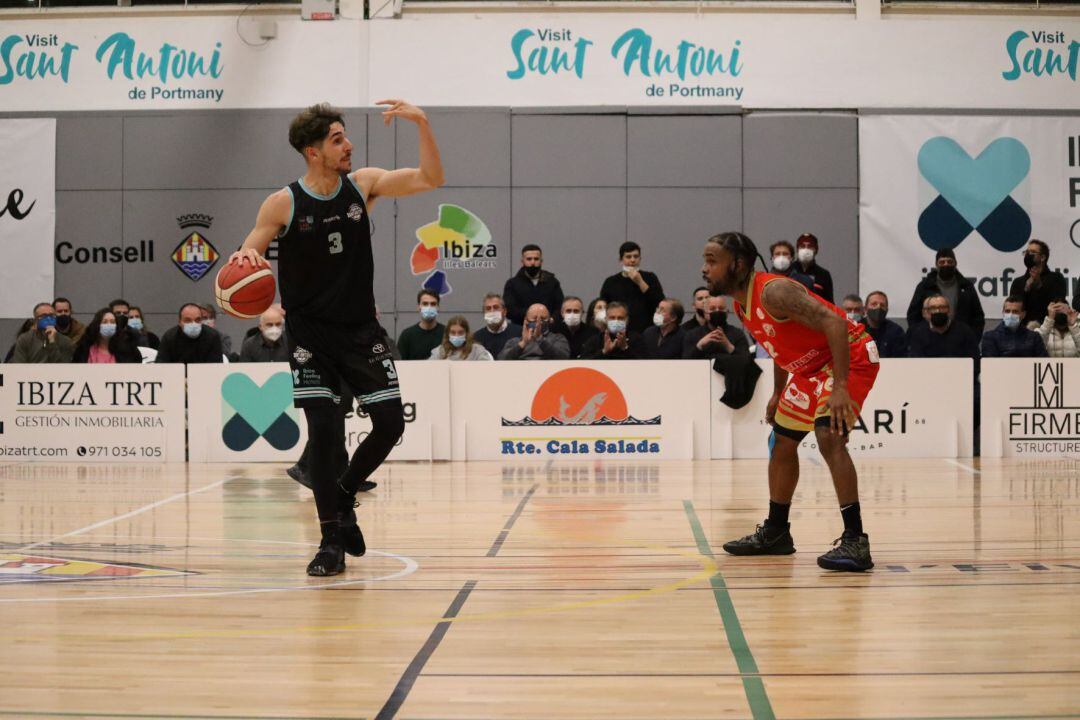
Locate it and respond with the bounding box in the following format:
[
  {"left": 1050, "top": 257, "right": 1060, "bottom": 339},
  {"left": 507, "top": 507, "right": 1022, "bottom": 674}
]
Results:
[
  {"left": 377, "top": 99, "right": 427, "bottom": 126},
  {"left": 826, "top": 386, "right": 857, "bottom": 435},
  {"left": 229, "top": 249, "right": 269, "bottom": 268},
  {"left": 765, "top": 393, "right": 779, "bottom": 425}
]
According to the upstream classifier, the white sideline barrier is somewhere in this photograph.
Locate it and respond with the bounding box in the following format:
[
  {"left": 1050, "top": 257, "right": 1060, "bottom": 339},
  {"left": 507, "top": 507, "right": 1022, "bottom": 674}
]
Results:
[{"left": 981, "top": 358, "right": 1080, "bottom": 459}]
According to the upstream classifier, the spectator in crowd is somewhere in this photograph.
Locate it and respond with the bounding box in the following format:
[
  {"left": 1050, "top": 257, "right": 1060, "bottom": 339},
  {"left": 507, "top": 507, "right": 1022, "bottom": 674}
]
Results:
[
  {"left": 3, "top": 319, "right": 34, "bottom": 363},
  {"left": 642, "top": 298, "right": 686, "bottom": 359},
  {"left": 582, "top": 301, "right": 646, "bottom": 360},
  {"left": 908, "top": 294, "right": 979, "bottom": 359},
  {"left": 156, "top": 303, "right": 224, "bottom": 364},
  {"left": 109, "top": 298, "right": 130, "bottom": 320},
  {"left": 473, "top": 293, "right": 522, "bottom": 359},
  {"left": 599, "top": 241, "right": 665, "bottom": 334},
  {"left": 769, "top": 241, "right": 814, "bottom": 292},
  {"left": 200, "top": 304, "right": 237, "bottom": 361},
  {"left": 794, "top": 233, "right": 834, "bottom": 304},
  {"left": 503, "top": 244, "right": 564, "bottom": 326},
  {"left": 498, "top": 303, "right": 569, "bottom": 360},
  {"left": 586, "top": 298, "right": 608, "bottom": 333},
  {"left": 863, "top": 291, "right": 908, "bottom": 358},
  {"left": 240, "top": 306, "right": 290, "bottom": 362},
  {"left": 53, "top": 297, "right": 86, "bottom": 345},
  {"left": 840, "top": 294, "right": 865, "bottom": 326},
  {"left": 1037, "top": 300, "right": 1080, "bottom": 358},
  {"left": 981, "top": 296, "right": 1048, "bottom": 358},
  {"left": 683, "top": 295, "right": 749, "bottom": 362},
  {"left": 127, "top": 306, "right": 160, "bottom": 350},
  {"left": 552, "top": 296, "right": 599, "bottom": 360},
  {"left": 11, "top": 302, "right": 75, "bottom": 364},
  {"left": 1009, "top": 240, "right": 1066, "bottom": 327},
  {"left": 430, "top": 316, "right": 493, "bottom": 361},
  {"left": 398, "top": 289, "right": 445, "bottom": 360},
  {"left": 682, "top": 287, "right": 711, "bottom": 332},
  {"left": 74, "top": 308, "right": 142, "bottom": 364},
  {"left": 906, "top": 248, "right": 985, "bottom": 335}
]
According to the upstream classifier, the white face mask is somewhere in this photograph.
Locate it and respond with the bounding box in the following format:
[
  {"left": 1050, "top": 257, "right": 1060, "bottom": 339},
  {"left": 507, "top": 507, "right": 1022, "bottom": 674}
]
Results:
[
  {"left": 653, "top": 312, "right": 665, "bottom": 327},
  {"left": 483, "top": 311, "right": 503, "bottom": 326},
  {"left": 797, "top": 248, "right": 815, "bottom": 263},
  {"left": 622, "top": 265, "right": 637, "bottom": 275},
  {"left": 607, "top": 319, "right": 627, "bottom": 335},
  {"left": 594, "top": 308, "right": 607, "bottom": 324},
  {"left": 772, "top": 255, "right": 791, "bottom": 272},
  {"left": 563, "top": 311, "right": 582, "bottom": 327},
  {"left": 262, "top": 325, "right": 283, "bottom": 342}
]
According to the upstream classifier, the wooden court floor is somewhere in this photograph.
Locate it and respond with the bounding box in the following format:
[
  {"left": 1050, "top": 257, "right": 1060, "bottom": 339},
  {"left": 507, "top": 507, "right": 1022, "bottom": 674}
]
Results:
[{"left": 0, "top": 458, "right": 1077, "bottom": 720}]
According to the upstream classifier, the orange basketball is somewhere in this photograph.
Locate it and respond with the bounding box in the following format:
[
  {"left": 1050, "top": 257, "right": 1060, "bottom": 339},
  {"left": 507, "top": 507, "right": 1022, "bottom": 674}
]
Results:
[{"left": 214, "top": 261, "right": 276, "bottom": 320}]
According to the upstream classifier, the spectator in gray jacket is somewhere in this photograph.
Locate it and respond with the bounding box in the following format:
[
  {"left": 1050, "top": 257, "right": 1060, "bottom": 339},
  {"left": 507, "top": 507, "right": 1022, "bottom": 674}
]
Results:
[
  {"left": 498, "top": 303, "right": 569, "bottom": 360},
  {"left": 11, "top": 302, "right": 74, "bottom": 363},
  {"left": 240, "top": 306, "right": 290, "bottom": 362}
]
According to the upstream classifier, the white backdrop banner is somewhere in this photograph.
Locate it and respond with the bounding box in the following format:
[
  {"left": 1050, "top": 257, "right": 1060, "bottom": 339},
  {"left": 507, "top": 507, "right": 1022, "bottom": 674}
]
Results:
[
  {"left": 711, "top": 359, "right": 975, "bottom": 459},
  {"left": 450, "top": 361, "right": 711, "bottom": 461},
  {"left": 187, "top": 362, "right": 449, "bottom": 463},
  {"left": 0, "top": 364, "right": 185, "bottom": 462},
  {"left": 0, "top": 119, "right": 55, "bottom": 317},
  {"left": 860, "top": 115, "right": 1080, "bottom": 320},
  {"left": 981, "top": 358, "right": 1080, "bottom": 458}
]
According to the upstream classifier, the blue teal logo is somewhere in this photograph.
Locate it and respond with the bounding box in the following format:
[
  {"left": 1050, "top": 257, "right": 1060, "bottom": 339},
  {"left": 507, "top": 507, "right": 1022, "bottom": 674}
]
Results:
[
  {"left": 916, "top": 136, "right": 1032, "bottom": 252},
  {"left": 221, "top": 372, "right": 300, "bottom": 452}
]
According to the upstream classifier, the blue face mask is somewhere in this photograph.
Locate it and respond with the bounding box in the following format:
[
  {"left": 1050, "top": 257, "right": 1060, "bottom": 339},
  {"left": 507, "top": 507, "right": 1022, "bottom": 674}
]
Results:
[
  {"left": 449, "top": 334, "right": 466, "bottom": 348},
  {"left": 607, "top": 319, "right": 627, "bottom": 335},
  {"left": 99, "top": 323, "right": 117, "bottom": 338},
  {"left": 182, "top": 322, "right": 203, "bottom": 339},
  {"left": 420, "top": 306, "right": 438, "bottom": 321},
  {"left": 128, "top": 318, "right": 144, "bottom": 332},
  {"left": 37, "top": 315, "right": 57, "bottom": 331},
  {"left": 1002, "top": 313, "right": 1021, "bottom": 329}
]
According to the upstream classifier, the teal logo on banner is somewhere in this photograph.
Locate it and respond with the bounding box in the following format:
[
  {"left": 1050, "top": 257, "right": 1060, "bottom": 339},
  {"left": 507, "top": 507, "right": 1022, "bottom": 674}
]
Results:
[
  {"left": 221, "top": 372, "right": 300, "bottom": 452},
  {"left": 917, "top": 136, "right": 1032, "bottom": 252}
]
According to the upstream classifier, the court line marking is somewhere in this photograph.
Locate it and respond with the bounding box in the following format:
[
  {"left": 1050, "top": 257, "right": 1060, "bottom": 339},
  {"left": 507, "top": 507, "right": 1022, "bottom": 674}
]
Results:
[
  {"left": 945, "top": 458, "right": 982, "bottom": 474},
  {"left": 683, "top": 499, "right": 776, "bottom": 720}
]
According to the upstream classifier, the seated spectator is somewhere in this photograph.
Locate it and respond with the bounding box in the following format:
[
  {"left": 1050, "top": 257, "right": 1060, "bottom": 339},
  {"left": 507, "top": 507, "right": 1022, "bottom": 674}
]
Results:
[
  {"left": 398, "top": 289, "right": 445, "bottom": 360},
  {"left": 599, "top": 241, "right": 665, "bottom": 334},
  {"left": 4, "top": 318, "right": 33, "bottom": 363},
  {"left": 683, "top": 295, "right": 749, "bottom": 362},
  {"left": 581, "top": 301, "right": 646, "bottom": 360},
  {"left": 552, "top": 296, "right": 599, "bottom": 360},
  {"left": 794, "top": 233, "right": 834, "bottom": 304},
  {"left": 908, "top": 294, "right": 979, "bottom": 359},
  {"left": 473, "top": 293, "right": 522, "bottom": 359},
  {"left": 981, "top": 296, "right": 1047, "bottom": 358},
  {"left": 503, "top": 244, "right": 564, "bottom": 325},
  {"left": 586, "top": 298, "right": 608, "bottom": 333},
  {"left": 769, "top": 241, "right": 814, "bottom": 292},
  {"left": 11, "top": 302, "right": 75, "bottom": 363},
  {"left": 157, "top": 303, "right": 224, "bottom": 363},
  {"left": 907, "top": 248, "right": 985, "bottom": 335},
  {"left": 642, "top": 298, "right": 686, "bottom": 359},
  {"left": 840, "top": 294, "right": 865, "bottom": 326},
  {"left": 240, "top": 306, "right": 290, "bottom": 362},
  {"left": 127, "top": 306, "right": 160, "bottom": 350},
  {"left": 1037, "top": 300, "right": 1080, "bottom": 358},
  {"left": 53, "top": 297, "right": 86, "bottom": 345},
  {"left": 74, "top": 308, "right": 142, "bottom": 363},
  {"left": 682, "top": 287, "right": 711, "bottom": 332},
  {"left": 200, "top": 303, "right": 237, "bottom": 361},
  {"left": 498, "top": 303, "right": 569, "bottom": 360},
  {"left": 863, "top": 291, "right": 908, "bottom": 358},
  {"left": 431, "top": 316, "right": 493, "bottom": 361},
  {"left": 1010, "top": 240, "right": 1066, "bottom": 327}
]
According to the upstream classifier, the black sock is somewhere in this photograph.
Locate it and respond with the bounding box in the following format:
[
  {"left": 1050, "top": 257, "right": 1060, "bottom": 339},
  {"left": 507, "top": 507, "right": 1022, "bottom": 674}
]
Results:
[
  {"left": 840, "top": 502, "right": 863, "bottom": 536},
  {"left": 765, "top": 501, "right": 790, "bottom": 530}
]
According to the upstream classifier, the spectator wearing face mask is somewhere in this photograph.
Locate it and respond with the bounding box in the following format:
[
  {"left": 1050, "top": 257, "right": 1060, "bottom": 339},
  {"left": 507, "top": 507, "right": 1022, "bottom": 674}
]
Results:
[
  {"left": 683, "top": 295, "right": 749, "bottom": 363},
  {"left": 768, "top": 242, "right": 814, "bottom": 292},
  {"left": 643, "top": 298, "right": 686, "bottom": 360},
  {"left": 240, "top": 306, "right": 290, "bottom": 362},
  {"left": 981, "top": 296, "right": 1047, "bottom": 358},
  {"left": 156, "top": 303, "right": 224, "bottom": 363},
  {"left": 908, "top": 294, "right": 979, "bottom": 359},
  {"left": 126, "top": 306, "right": 160, "bottom": 350},
  {"left": 11, "top": 302, "right": 75, "bottom": 363},
  {"left": 1008, "top": 240, "right": 1066, "bottom": 327},
  {"left": 794, "top": 233, "right": 834, "bottom": 304},
  {"left": 586, "top": 298, "right": 608, "bottom": 334},
  {"left": 840, "top": 294, "right": 865, "bottom": 327},
  {"left": 431, "top": 316, "right": 493, "bottom": 361},
  {"left": 398, "top": 289, "right": 445, "bottom": 361},
  {"left": 52, "top": 297, "right": 86, "bottom": 345},
  {"left": 1037, "top": 299, "right": 1080, "bottom": 358},
  {"left": 599, "top": 241, "right": 666, "bottom": 334},
  {"left": 73, "top": 308, "right": 142, "bottom": 364},
  {"left": 906, "top": 248, "right": 985, "bottom": 335},
  {"left": 863, "top": 291, "right": 908, "bottom": 358},
  {"left": 503, "top": 244, "right": 564, "bottom": 326},
  {"left": 473, "top": 293, "right": 522, "bottom": 359},
  {"left": 581, "top": 301, "right": 646, "bottom": 360},
  {"left": 552, "top": 296, "right": 599, "bottom": 360},
  {"left": 682, "top": 287, "right": 711, "bottom": 332},
  {"left": 499, "top": 303, "right": 569, "bottom": 360}
]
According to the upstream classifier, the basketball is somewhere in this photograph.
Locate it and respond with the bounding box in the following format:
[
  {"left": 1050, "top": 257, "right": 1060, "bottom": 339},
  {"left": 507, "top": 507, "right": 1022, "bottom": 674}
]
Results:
[{"left": 214, "top": 261, "right": 276, "bottom": 319}]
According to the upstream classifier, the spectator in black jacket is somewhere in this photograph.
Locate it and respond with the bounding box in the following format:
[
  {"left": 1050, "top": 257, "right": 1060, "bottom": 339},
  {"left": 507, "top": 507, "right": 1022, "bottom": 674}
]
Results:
[
  {"left": 1009, "top": 239, "right": 1067, "bottom": 327},
  {"left": 863, "top": 291, "right": 908, "bottom": 358},
  {"left": 770, "top": 240, "right": 815, "bottom": 292},
  {"left": 906, "top": 248, "right": 985, "bottom": 336},
  {"left": 127, "top": 306, "right": 160, "bottom": 350},
  {"left": 794, "top": 233, "right": 834, "bottom": 304},
  {"left": 981, "top": 296, "right": 1047, "bottom": 358},
  {"left": 552, "top": 296, "right": 599, "bottom": 360},
  {"left": 73, "top": 308, "right": 142, "bottom": 364},
  {"left": 473, "top": 293, "right": 522, "bottom": 359},
  {"left": 682, "top": 286, "right": 710, "bottom": 333},
  {"left": 240, "top": 306, "right": 290, "bottom": 362},
  {"left": 908, "top": 294, "right": 979, "bottom": 359},
  {"left": 683, "top": 295, "right": 749, "bottom": 361},
  {"left": 503, "top": 244, "right": 564, "bottom": 326},
  {"left": 581, "top": 301, "right": 647, "bottom": 360},
  {"left": 599, "top": 241, "right": 665, "bottom": 334},
  {"left": 157, "top": 303, "right": 224, "bottom": 363},
  {"left": 642, "top": 298, "right": 685, "bottom": 359}
]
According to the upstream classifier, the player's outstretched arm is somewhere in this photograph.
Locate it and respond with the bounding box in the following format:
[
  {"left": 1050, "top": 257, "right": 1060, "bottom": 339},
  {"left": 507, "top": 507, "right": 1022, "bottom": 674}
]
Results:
[
  {"left": 360, "top": 100, "right": 446, "bottom": 206},
  {"left": 229, "top": 190, "right": 290, "bottom": 268}
]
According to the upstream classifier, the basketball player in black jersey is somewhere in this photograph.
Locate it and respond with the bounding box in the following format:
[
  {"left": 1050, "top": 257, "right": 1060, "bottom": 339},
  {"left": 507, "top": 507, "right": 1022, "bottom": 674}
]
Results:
[{"left": 229, "top": 100, "right": 444, "bottom": 576}]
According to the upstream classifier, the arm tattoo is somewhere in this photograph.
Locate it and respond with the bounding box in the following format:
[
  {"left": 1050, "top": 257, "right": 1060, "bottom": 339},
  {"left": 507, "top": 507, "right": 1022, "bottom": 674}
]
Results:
[{"left": 761, "top": 280, "right": 837, "bottom": 332}]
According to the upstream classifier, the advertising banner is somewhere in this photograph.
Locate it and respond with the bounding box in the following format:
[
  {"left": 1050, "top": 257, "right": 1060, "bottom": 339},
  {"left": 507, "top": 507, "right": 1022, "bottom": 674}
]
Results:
[
  {"left": 981, "top": 358, "right": 1080, "bottom": 458},
  {"left": 860, "top": 115, "right": 1080, "bottom": 319},
  {"left": 0, "top": 364, "right": 186, "bottom": 462},
  {"left": 711, "top": 359, "right": 975, "bottom": 459},
  {"left": 450, "top": 360, "right": 711, "bottom": 461},
  {"left": 0, "top": 119, "right": 55, "bottom": 317}
]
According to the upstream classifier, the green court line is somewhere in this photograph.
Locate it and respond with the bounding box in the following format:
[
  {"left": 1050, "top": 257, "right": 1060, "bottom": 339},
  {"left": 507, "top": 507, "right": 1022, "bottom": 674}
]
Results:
[{"left": 683, "top": 499, "right": 776, "bottom": 720}]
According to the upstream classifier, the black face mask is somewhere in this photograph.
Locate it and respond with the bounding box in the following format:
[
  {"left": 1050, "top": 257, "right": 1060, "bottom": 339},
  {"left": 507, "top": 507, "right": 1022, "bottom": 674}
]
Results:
[
  {"left": 930, "top": 312, "right": 949, "bottom": 328},
  {"left": 115, "top": 314, "right": 128, "bottom": 330},
  {"left": 1023, "top": 253, "right": 1038, "bottom": 269},
  {"left": 1055, "top": 312, "right": 1069, "bottom": 328},
  {"left": 709, "top": 311, "right": 727, "bottom": 328},
  {"left": 696, "top": 307, "right": 706, "bottom": 319},
  {"left": 55, "top": 315, "right": 72, "bottom": 331},
  {"left": 937, "top": 266, "right": 957, "bottom": 281},
  {"left": 866, "top": 308, "right": 887, "bottom": 325},
  {"left": 524, "top": 265, "right": 541, "bottom": 278}
]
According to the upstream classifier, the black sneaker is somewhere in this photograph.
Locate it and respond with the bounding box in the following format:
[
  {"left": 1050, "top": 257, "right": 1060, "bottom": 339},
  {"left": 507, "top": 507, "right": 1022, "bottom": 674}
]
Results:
[
  {"left": 356, "top": 479, "right": 377, "bottom": 492},
  {"left": 306, "top": 542, "right": 345, "bottom": 576},
  {"left": 817, "top": 532, "right": 874, "bottom": 572},
  {"left": 339, "top": 506, "right": 366, "bottom": 557},
  {"left": 286, "top": 464, "right": 312, "bottom": 490},
  {"left": 722, "top": 523, "right": 796, "bottom": 556}
]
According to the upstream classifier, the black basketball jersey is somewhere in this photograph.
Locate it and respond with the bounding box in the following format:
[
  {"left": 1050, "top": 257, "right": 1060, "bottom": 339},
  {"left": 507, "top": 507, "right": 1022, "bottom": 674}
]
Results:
[{"left": 277, "top": 172, "right": 375, "bottom": 325}]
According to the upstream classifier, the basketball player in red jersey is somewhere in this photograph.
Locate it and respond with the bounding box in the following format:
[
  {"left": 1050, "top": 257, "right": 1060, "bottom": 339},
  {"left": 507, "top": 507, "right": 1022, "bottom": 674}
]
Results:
[{"left": 702, "top": 232, "right": 880, "bottom": 571}]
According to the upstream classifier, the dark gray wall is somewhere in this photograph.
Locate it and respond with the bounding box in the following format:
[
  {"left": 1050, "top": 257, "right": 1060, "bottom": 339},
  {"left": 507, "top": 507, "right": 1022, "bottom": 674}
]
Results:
[{"left": 0, "top": 107, "right": 859, "bottom": 354}]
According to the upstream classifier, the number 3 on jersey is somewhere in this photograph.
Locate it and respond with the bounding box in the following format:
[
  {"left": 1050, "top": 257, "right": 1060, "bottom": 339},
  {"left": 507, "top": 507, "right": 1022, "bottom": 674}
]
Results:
[
  {"left": 382, "top": 358, "right": 398, "bottom": 380},
  {"left": 327, "top": 231, "right": 343, "bottom": 255}
]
